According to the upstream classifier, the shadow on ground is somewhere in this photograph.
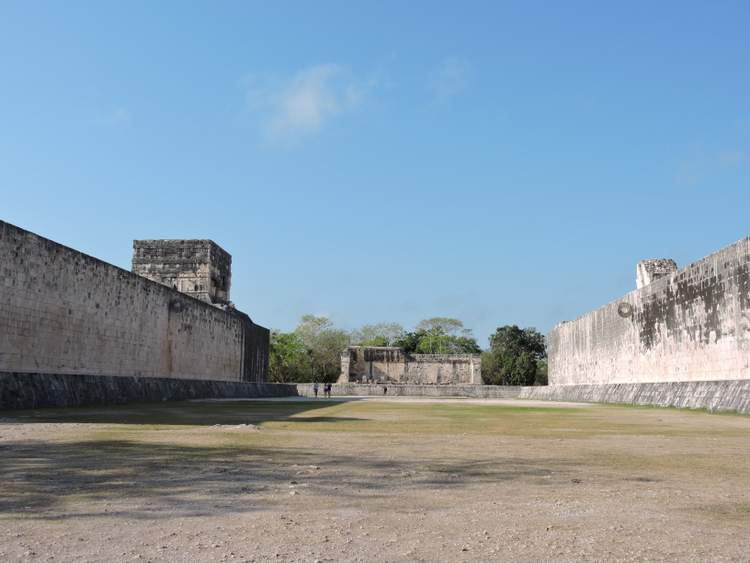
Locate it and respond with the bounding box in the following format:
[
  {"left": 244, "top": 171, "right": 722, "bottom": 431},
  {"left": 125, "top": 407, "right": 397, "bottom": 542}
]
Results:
[
  {"left": 0, "top": 399, "right": 364, "bottom": 427},
  {"left": 0, "top": 436, "right": 573, "bottom": 521}
]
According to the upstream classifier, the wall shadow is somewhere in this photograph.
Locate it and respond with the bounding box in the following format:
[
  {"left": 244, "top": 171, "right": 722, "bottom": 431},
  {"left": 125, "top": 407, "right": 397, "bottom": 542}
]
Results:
[
  {"left": 0, "top": 399, "right": 365, "bottom": 427},
  {"left": 0, "top": 437, "right": 575, "bottom": 521}
]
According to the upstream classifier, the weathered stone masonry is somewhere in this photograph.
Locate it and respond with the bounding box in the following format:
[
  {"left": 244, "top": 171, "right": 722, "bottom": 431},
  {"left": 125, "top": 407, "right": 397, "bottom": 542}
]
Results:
[
  {"left": 549, "top": 237, "right": 750, "bottom": 385},
  {"left": 339, "top": 346, "right": 481, "bottom": 385},
  {"left": 132, "top": 239, "right": 232, "bottom": 306},
  {"left": 0, "top": 220, "right": 268, "bottom": 384}
]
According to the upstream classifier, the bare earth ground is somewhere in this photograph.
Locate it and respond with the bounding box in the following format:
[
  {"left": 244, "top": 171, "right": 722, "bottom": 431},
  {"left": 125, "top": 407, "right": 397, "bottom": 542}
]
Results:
[{"left": 1, "top": 398, "right": 749, "bottom": 562}]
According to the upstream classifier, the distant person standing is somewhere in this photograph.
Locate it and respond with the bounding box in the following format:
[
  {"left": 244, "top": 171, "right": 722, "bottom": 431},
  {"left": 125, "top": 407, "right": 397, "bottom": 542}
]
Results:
[
  {"left": 325, "top": 383, "right": 332, "bottom": 398},
  {"left": 313, "top": 382, "right": 319, "bottom": 398},
  {"left": 383, "top": 385, "right": 388, "bottom": 396}
]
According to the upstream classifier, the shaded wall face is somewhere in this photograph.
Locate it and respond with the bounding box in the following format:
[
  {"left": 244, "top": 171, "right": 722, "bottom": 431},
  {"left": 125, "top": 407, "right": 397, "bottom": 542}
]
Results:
[
  {"left": 242, "top": 321, "right": 269, "bottom": 383},
  {"left": 340, "top": 348, "right": 481, "bottom": 384},
  {"left": 342, "top": 348, "right": 407, "bottom": 382},
  {"left": 550, "top": 237, "right": 750, "bottom": 385},
  {"left": 0, "top": 221, "right": 263, "bottom": 382},
  {"left": 404, "top": 357, "right": 479, "bottom": 384}
]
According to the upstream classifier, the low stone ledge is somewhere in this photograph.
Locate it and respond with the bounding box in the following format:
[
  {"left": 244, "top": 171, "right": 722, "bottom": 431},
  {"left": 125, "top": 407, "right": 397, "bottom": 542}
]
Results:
[
  {"left": 295, "top": 383, "right": 523, "bottom": 398},
  {"left": 0, "top": 371, "right": 298, "bottom": 410},
  {"left": 519, "top": 380, "right": 750, "bottom": 414}
]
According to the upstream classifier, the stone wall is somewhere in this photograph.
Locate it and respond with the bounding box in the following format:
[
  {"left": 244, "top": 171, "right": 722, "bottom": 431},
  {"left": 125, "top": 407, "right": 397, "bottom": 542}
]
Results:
[
  {"left": 0, "top": 220, "right": 267, "bottom": 383},
  {"left": 132, "top": 239, "right": 232, "bottom": 305},
  {"left": 519, "top": 381, "right": 750, "bottom": 415},
  {"left": 298, "top": 383, "right": 521, "bottom": 398},
  {"left": 241, "top": 319, "right": 270, "bottom": 384},
  {"left": 0, "top": 371, "right": 295, "bottom": 410},
  {"left": 549, "top": 236, "right": 750, "bottom": 385},
  {"left": 338, "top": 346, "right": 481, "bottom": 385}
]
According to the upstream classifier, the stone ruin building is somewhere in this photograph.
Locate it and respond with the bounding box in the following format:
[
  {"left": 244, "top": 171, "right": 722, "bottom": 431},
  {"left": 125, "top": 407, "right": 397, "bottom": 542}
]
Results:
[
  {"left": 132, "top": 239, "right": 232, "bottom": 307},
  {"left": 636, "top": 258, "right": 678, "bottom": 289},
  {"left": 339, "top": 346, "right": 482, "bottom": 385},
  {"left": 0, "top": 220, "right": 269, "bottom": 403},
  {"left": 549, "top": 238, "right": 750, "bottom": 386}
]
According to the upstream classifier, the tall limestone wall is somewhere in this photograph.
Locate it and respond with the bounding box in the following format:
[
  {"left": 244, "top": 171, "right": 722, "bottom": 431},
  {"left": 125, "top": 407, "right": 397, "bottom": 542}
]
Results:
[
  {"left": 549, "top": 236, "right": 750, "bottom": 385},
  {"left": 0, "top": 372, "right": 294, "bottom": 410},
  {"left": 0, "top": 220, "right": 268, "bottom": 383},
  {"left": 339, "top": 346, "right": 481, "bottom": 385},
  {"left": 519, "top": 380, "right": 750, "bottom": 414}
]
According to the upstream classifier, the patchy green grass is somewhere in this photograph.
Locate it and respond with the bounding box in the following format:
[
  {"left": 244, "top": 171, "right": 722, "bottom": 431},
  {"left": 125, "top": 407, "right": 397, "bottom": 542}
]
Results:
[
  {"left": 599, "top": 402, "right": 749, "bottom": 417},
  {"left": 6, "top": 398, "right": 750, "bottom": 441},
  {"left": 3, "top": 397, "right": 750, "bottom": 531}
]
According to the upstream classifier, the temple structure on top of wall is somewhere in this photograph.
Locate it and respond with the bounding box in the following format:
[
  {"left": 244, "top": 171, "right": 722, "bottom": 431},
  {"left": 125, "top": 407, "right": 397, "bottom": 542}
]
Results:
[
  {"left": 548, "top": 236, "right": 750, "bottom": 385},
  {"left": 132, "top": 239, "right": 232, "bottom": 306},
  {"left": 339, "top": 346, "right": 482, "bottom": 385},
  {"left": 0, "top": 219, "right": 268, "bottom": 384}
]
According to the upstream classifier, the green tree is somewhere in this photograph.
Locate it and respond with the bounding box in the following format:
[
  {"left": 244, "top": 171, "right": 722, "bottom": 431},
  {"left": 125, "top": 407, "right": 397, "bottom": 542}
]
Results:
[
  {"left": 295, "top": 315, "right": 350, "bottom": 383},
  {"left": 269, "top": 315, "right": 353, "bottom": 383},
  {"left": 414, "top": 317, "right": 480, "bottom": 354},
  {"left": 415, "top": 317, "right": 466, "bottom": 336},
  {"left": 351, "top": 322, "right": 405, "bottom": 347},
  {"left": 269, "top": 331, "right": 309, "bottom": 383},
  {"left": 535, "top": 359, "right": 548, "bottom": 386},
  {"left": 482, "top": 325, "right": 547, "bottom": 386},
  {"left": 392, "top": 330, "right": 423, "bottom": 353}
]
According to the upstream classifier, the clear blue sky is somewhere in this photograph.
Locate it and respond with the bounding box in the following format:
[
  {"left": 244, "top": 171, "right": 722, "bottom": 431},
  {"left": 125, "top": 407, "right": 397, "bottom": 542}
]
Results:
[{"left": 2, "top": 1, "right": 749, "bottom": 346}]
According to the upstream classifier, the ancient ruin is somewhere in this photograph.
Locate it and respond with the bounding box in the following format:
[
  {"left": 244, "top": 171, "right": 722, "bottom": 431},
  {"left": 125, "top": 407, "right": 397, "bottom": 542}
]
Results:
[
  {"left": 3, "top": 216, "right": 749, "bottom": 413},
  {"left": 132, "top": 239, "right": 232, "bottom": 306},
  {"left": 548, "top": 237, "right": 750, "bottom": 385},
  {"left": 339, "top": 346, "right": 482, "bottom": 385},
  {"left": 0, "top": 220, "right": 269, "bottom": 400},
  {"left": 636, "top": 258, "right": 678, "bottom": 289}
]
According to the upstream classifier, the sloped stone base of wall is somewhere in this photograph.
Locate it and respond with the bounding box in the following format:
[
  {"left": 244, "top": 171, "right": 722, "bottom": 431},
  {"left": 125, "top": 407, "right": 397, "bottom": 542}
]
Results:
[
  {"left": 296, "top": 383, "right": 522, "bottom": 399},
  {"left": 0, "top": 372, "right": 298, "bottom": 410},
  {"left": 518, "top": 380, "right": 750, "bottom": 414}
]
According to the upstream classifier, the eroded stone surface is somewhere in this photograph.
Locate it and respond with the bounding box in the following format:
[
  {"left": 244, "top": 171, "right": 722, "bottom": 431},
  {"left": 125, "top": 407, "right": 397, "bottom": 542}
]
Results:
[
  {"left": 132, "top": 239, "right": 232, "bottom": 305},
  {"left": 339, "top": 346, "right": 482, "bottom": 385},
  {"left": 0, "top": 220, "right": 268, "bottom": 384},
  {"left": 636, "top": 258, "right": 678, "bottom": 289},
  {"left": 550, "top": 237, "right": 750, "bottom": 384}
]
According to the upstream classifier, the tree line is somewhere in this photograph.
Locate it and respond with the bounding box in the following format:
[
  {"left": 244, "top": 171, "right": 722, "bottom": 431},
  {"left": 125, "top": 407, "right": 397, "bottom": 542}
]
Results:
[{"left": 269, "top": 315, "right": 547, "bottom": 386}]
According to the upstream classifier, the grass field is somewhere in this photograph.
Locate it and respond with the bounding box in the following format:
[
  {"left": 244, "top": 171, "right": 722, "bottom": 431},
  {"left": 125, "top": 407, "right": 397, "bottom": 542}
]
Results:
[{"left": 1, "top": 397, "right": 749, "bottom": 562}]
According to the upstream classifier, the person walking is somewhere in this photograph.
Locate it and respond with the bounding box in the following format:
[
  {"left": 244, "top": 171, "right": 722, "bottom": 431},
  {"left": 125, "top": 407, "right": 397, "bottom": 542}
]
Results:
[{"left": 313, "top": 382, "right": 319, "bottom": 398}]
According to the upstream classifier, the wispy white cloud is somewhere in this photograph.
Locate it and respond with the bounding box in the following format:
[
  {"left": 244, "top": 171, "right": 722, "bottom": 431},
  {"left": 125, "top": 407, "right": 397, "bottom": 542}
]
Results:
[
  {"left": 429, "top": 57, "right": 471, "bottom": 102},
  {"left": 244, "top": 64, "right": 376, "bottom": 144}
]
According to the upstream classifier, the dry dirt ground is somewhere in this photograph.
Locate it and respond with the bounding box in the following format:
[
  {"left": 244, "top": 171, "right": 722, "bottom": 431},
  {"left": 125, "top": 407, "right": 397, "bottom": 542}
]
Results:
[{"left": 1, "top": 397, "right": 749, "bottom": 562}]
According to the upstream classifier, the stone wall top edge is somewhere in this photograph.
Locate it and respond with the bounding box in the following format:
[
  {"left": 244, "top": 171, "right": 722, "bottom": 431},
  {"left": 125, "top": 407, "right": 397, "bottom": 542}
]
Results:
[
  {"left": 409, "top": 354, "right": 481, "bottom": 360},
  {"left": 133, "top": 238, "right": 222, "bottom": 247},
  {"left": 133, "top": 239, "right": 231, "bottom": 260},
  {"left": 295, "top": 382, "right": 512, "bottom": 388},
  {"left": 524, "top": 379, "right": 750, "bottom": 388},
  {"left": 346, "top": 346, "right": 402, "bottom": 350},
  {"left": 0, "top": 219, "right": 248, "bottom": 322},
  {"left": 0, "top": 370, "right": 288, "bottom": 385},
  {"left": 345, "top": 346, "right": 480, "bottom": 360},
  {"left": 551, "top": 234, "right": 750, "bottom": 333}
]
